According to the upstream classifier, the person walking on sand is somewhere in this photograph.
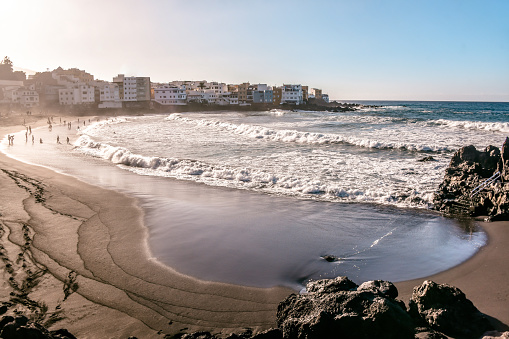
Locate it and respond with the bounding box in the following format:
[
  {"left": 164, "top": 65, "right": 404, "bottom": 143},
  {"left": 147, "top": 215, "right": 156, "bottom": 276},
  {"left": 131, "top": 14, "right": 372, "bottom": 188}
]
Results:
[
  {"left": 32, "top": 135, "right": 34, "bottom": 144},
  {"left": 66, "top": 136, "right": 70, "bottom": 145},
  {"left": 39, "top": 138, "right": 43, "bottom": 144},
  {"left": 29, "top": 126, "right": 32, "bottom": 134},
  {"left": 25, "top": 132, "right": 28, "bottom": 143},
  {"left": 57, "top": 135, "right": 60, "bottom": 144}
]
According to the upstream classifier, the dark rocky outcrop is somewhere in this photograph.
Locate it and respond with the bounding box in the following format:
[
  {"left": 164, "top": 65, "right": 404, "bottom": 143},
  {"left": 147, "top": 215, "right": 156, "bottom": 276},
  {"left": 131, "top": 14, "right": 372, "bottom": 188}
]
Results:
[
  {"left": 433, "top": 137, "right": 509, "bottom": 220},
  {"left": 172, "top": 277, "right": 494, "bottom": 339},
  {"left": 276, "top": 277, "right": 415, "bottom": 339},
  {"left": 0, "top": 315, "right": 76, "bottom": 339},
  {"left": 409, "top": 280, "right": 492, "bottom": 338}
]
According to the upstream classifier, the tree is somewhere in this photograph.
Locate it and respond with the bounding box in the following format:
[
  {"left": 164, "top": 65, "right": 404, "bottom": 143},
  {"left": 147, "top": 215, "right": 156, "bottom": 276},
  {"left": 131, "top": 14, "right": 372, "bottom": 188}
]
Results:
[{"left": 0, "top": 56, "right": 25, "bottom": 81}]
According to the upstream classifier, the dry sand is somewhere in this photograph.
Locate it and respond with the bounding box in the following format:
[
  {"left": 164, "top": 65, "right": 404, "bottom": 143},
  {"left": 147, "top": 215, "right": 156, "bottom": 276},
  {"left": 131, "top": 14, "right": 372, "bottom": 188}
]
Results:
[{"left": 0, "top": 112, "right": 508, "bottom": 337}]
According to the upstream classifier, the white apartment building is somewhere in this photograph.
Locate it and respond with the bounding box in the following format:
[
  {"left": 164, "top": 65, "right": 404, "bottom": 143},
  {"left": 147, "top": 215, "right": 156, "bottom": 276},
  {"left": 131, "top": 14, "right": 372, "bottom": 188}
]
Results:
[
  {"left": 281, "top": 84, "right": 303, "bottom": 104},
  {"left": 113, "top": 74, "right": 150, "bottom": 102},
  {"left": 154, "top": 85, "right": 187, "bottom": 105},
  {"left": 58, "top": 85, "right": 95, "bottom": 105},
  {"left": 98, "top": 83, "right": 122, "bottom": 108},
  {"left": 18, "top": 88, "right": 39, "bottom": 108},
  {"left": 206, "top": 82, "right": 228, "bottom": 94},
  {"left": 216, "top": 92, "right": 239, "bottom": 105}
]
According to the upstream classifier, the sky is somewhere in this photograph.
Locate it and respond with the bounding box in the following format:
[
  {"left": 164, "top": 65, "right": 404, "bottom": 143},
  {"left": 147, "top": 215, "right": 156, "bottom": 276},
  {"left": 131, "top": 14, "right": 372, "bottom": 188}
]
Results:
[{"left": 1, "top": 0, "right": 508, "bottom": 101}]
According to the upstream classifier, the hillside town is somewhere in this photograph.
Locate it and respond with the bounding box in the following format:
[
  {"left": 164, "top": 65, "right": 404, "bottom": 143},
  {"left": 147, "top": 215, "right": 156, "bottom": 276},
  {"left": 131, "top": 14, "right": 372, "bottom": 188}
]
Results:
[{"left": 0, "top": 57, "right": 330, "bottom": 112}]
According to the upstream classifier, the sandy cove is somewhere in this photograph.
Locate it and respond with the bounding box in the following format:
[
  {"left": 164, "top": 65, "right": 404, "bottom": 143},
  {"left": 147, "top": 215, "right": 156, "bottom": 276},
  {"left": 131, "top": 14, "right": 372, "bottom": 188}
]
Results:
[
  {"left": 0, "top": 113, "right": 508, "bottom": 337},
  {"left": 0, "top": 114, "right": 292, "bottom": 338}
]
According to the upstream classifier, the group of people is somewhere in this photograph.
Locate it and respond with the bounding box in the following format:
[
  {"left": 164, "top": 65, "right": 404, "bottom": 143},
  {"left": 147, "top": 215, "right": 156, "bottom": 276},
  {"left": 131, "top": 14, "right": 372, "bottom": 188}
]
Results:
[{"left": 6, "top": 135, "right": 14, "bottom": 145}]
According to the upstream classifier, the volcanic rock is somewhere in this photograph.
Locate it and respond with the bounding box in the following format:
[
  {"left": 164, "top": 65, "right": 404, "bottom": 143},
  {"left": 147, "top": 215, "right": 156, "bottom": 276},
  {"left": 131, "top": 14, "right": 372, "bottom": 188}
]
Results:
[
  {"left": 276, "top": 277, "right": 414, "bottom": 339},
  {"left": 409, "top": 280, "right": 492, "bottom": 338}
]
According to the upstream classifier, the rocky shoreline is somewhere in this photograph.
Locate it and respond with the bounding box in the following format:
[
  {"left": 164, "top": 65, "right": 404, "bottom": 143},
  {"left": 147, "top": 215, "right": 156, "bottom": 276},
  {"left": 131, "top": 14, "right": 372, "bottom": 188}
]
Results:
[
  {"left": 433, "top": 137, "right": 509, "bottom": 221},
  {"left": 165, "top": 277, "right": 502, "bottom": 339}
]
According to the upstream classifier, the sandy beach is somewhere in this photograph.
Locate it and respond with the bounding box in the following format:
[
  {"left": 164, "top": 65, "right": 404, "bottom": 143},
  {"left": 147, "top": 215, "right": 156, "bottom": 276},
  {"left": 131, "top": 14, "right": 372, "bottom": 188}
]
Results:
[{"left": 0, "top": 112, "right": 508, "bottom": 337}]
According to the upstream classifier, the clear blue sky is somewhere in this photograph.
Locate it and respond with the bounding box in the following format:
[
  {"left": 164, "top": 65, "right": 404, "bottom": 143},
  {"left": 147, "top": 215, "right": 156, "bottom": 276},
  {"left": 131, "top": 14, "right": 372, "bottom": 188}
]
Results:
[{"left": 1, "top": 0, "right": 508, "bottom": 101}]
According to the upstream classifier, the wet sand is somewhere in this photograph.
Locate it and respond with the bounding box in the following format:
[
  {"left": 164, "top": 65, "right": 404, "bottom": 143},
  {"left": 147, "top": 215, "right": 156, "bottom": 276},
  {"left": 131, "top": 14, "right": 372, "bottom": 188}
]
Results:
[
  {"left": 0, "top": 113, "right": 291, "bottom": 338},
  {"left": 0, "top": 112, "right": 508, "bottom": 337},
  {"left": 395, "top": 218, "right": 509, "bottom": 330}
]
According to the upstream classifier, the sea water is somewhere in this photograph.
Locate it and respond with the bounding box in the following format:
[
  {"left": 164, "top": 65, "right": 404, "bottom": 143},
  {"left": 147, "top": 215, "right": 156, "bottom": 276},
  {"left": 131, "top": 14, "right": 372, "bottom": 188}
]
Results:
[{"left": 2, "top": 101, "right": 508, "bottom": 289}]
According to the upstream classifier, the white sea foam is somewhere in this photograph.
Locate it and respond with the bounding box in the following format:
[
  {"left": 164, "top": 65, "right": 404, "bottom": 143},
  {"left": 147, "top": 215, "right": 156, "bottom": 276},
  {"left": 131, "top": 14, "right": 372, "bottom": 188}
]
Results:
[
  {"left": 166, "top": 114, "right": 453, "bottom": 152},
  {"left": 74, "top": 134, "right": 440, "bottom": 208},
  {"left": 434, "top": 119, "right": 509, "bottom": 133}
]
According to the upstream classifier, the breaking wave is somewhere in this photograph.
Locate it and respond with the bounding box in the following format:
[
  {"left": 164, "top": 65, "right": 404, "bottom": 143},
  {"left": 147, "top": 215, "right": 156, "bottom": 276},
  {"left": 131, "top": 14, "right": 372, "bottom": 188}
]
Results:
[
  {"left": 166, "top": 114, "right": 454, "bottom": 152},
  {"left": 433, "top": 119, "right": 509, "bottom": 133},
  {"left": 74, "top": 134, "right": 434, "bottom": 207}
]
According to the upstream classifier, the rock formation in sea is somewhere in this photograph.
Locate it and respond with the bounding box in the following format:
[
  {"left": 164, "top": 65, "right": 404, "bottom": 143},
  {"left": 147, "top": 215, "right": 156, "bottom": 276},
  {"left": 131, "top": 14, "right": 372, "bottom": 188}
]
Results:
[
  {"left": 433, "top": 137, "right": 509, "bottom": 221},
  {"left": 170, "top": 277, "right": 493, "bottom": 339}
]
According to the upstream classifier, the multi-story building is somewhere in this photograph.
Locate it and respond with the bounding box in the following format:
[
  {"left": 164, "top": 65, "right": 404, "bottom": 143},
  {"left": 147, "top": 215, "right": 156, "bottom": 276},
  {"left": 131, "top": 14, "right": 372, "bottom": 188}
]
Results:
[
  {"left": 6, "top": 84, "right": 40, "bottom": 107},
  {"left": 252, "top": 84, "right": 273, "bottom": 104},
  {"left": 273, "top": 87, "right": 282, "bottom": 105},
  {"left": 302, "top": 86, "right": 309, "bottom": 102},
  {"left": 216, "top": 92, "right": 239, "bottom": 105},
  {"left": 113, "top": 74, "right": 151, "bottom": 105},
  {"left": 98, "top": 83, "right": 122, "bottom": 108},
  {"left": 154, "top": 85, "right": 187, "bottom": 105},
  {"left": 281, "top": 84, "right": 303, "bottom": 104},
  {"left": 58, "top": 85, "right": 95, "bottom": 105},
  {"left": 237, "top": 83, "right": 250, "bottom": 103},
  {"left": 310, "top": 88, "right": 322, "bottom": 100}
]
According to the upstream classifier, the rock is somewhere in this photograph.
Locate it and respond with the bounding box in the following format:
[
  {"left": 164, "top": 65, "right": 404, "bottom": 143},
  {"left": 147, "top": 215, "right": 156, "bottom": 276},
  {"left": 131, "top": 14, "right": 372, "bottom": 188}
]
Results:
[
  {"left": 433, "top": 139, "right": 509, "bottom": 220},
  {"left": 251, "top": 329, "right": 282, "bottom": 339},
  {"left": 0, "top": 315, "right": 76, "bottom": 339},
  {"left": 418, "top": 156, "right": 437, "bottom": 162},
  {"left": 482, "top": 330, "right": 509, "bottom": 338},
  {"left": 358, "top": 280, "right": 399, "bottom": 300},
  {"left": 277, "top": 277, "right": 415, "bottom": 339},
  {"left": 409, "top": 280, "right": 492, "bottom": 338},
  {"left": 51, "top": 328, "right": 78, "bottom": 339},
  {"left": 321, "top": 254, "right": 339, "bottom": 262},
  {"left": 305, "top": 276, "right": 358, "bottom": 294}
]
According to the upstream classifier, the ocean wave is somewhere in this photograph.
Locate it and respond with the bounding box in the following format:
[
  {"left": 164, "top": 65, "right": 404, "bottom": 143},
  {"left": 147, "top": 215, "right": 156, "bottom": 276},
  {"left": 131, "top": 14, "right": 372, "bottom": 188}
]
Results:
[
  {"left": 433, "top": 119, "right": 509, "bottom": 133},
  {"left": 74, "top": 135, "right": 434, "bottom": 208},
  {"left": 166, "top": 114, "right": 453, "bottom": 152}
]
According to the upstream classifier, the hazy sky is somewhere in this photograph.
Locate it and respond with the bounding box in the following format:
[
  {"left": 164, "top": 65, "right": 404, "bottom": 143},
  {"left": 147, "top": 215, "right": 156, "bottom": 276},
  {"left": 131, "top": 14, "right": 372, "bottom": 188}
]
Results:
[{"left": 1, "top": 0, "right": 508, "bottom": 101}]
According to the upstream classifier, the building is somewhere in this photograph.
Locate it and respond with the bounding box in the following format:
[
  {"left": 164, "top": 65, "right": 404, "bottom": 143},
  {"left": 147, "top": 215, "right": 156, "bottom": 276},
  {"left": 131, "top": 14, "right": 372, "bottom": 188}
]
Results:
[
  {"left": 302, "top": 86, "right": 309, "bottom": 102},
  {"left": 154, "top": 85, "right": 187, "bottom": 105},
  {"left": 98, "top": 83, "right": 122, "bottom": 108},
  {"left": 281, "top": 84, "right": 303, "bottom": 104},
  {"left": 237, "top": 83, "right": 250, "bottom": 103},
  {"left": 273, "top": 87, "right": 282, "bottom": 105},
  {"left": 322, "top": 94, "right": 329, "bottom": 103},
  {"left": 252, "top": 84, "right": 273, "bottom": 104},
  {"left": 310, "top": 88, "right": 322, "bottom": 100},
  {"left": 58, "top": 85, "right": 95, "bottom": 105},
  {"left": 112, "top": 74, "right": 151, "bottom": 108}
]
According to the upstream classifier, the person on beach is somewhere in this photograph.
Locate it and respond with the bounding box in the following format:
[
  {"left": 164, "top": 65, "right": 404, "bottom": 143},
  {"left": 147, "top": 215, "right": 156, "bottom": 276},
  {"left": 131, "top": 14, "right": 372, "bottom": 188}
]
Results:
[
  {"left": 57, "top": 136, "right": 60, "bottom": 144},
  {"left": 29, "top": 126, "right": 32, "bottom": 134},
  {"left": 25, "top": 132, "right": 28, "bottom": 143},
  {"left": 32, "top": 135, "right": 34, "bottom": 144},
  {"left": 39, "top": 138, "right": 43, "bottom": 144},
  {"left": 66, "top": 136, "right": 70, "bottom": 145}
]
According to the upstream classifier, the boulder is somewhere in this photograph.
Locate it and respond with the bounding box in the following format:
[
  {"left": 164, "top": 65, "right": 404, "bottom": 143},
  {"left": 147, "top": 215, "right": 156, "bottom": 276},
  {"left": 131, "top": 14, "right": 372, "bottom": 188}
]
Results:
[
  {"left": 276, "top": 277, "right": 415, "bottom": 339},
  {"left": 409, "top": 280, "right": 492, "bottom": 338},
  {"left": 433, "top": 138, "right": 509, "bottom": 220}
]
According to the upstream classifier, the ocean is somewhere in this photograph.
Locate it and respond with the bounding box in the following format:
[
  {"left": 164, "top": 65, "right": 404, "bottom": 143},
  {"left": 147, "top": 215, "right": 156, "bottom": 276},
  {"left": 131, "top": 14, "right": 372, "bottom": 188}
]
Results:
[{"left": 3, "top": 101, "right": 508, "bottom": 289}]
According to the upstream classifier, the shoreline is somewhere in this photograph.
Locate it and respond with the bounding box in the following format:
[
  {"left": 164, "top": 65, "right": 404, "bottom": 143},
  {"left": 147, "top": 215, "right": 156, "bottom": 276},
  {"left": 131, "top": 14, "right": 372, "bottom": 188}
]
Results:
[
  {"left": 0, "top": 113, "right": 508, "bottom": 336},
  {"left": 0, "top": 114, "right": 292, "bottom": 338},
  {"left": 395, "top": 218, "right": 509, "bottom": 330}
]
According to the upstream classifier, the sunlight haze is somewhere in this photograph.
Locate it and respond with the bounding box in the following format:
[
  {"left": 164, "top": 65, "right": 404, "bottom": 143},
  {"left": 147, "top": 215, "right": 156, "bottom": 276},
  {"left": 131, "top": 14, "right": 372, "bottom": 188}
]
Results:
[{"left": 1, "top": 0, "right": 508, "bottom": 101}]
